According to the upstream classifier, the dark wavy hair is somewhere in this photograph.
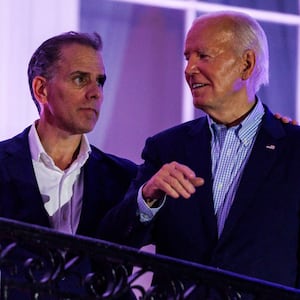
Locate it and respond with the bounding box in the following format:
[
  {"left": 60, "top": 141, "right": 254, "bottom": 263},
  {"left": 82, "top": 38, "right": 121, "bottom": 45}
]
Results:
[{"left": 27, "top": 31, "right": 103, "bottom": 113}]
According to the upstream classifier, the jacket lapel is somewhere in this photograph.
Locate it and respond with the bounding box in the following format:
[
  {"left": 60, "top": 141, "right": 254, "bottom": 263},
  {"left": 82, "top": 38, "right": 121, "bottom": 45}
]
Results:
[
  {"left": 185, "top": 118, "right": 218, "bottom": 240},
  {"left": 4, "top": 128, "right": 50, "bottom": 226},
  {"left": 76, "top": 150, "right": 104, "bottom": 236},
  {"left": 218, "top": 109, "right": 286, "bottom": 243}
]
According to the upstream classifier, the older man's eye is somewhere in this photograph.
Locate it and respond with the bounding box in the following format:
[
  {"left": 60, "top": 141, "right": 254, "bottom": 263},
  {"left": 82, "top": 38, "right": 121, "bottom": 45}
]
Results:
[{"left": 198, "top": 52, "right": 209, "bottom": 59}]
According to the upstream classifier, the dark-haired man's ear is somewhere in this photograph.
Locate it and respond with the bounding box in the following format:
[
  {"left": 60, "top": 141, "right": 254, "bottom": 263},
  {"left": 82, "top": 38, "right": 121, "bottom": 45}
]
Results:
[
  {"left": 32, "top": 76, "right": 48, "bottom": 105},
  {"left": 274, "top": 113, "right": 298, "bottom": 125}
]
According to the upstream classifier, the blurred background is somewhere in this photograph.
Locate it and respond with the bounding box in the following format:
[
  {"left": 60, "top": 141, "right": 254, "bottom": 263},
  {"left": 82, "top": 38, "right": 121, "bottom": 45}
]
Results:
[{"left": 1, "top": 0, "right": 299, "bottom": 163}]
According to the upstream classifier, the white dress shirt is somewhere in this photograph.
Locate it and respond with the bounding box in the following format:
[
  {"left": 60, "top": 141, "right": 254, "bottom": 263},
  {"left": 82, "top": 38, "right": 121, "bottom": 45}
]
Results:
[{"left": 28, "top": 122, "right": 91, "bottom": 234}]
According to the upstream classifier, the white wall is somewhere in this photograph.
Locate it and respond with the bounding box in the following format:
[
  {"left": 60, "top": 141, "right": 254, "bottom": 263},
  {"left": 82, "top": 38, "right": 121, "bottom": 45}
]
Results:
[{"left": 0, "top": 0, "right": 79, "bottom": 139}]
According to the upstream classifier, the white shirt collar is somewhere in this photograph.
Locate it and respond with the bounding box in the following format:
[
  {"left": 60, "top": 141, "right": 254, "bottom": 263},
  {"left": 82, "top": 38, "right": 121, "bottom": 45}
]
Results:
[{"left": 28, "top": 121, "right": 91, "bottom": 170}]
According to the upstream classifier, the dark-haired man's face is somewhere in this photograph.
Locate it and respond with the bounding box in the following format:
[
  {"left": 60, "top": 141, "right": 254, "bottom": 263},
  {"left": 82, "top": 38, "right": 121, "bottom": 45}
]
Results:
[{"left": 41, "top": 43, "right": 106, "bottom": 135}]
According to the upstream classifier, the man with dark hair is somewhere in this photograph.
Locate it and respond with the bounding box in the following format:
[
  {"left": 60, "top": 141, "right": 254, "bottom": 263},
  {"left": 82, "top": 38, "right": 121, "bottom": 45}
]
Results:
[{"left": 0, "top": 31, "right": 137, "bottom": 299}]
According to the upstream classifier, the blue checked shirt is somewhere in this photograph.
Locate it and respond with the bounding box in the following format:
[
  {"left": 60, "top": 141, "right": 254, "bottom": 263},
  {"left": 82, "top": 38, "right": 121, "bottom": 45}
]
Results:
[
  {"left": 208, "top": 100, "right": 264, "bottom": 236},
  {"left": 137, "top": 100, "right": 265, "bottom": 229}
]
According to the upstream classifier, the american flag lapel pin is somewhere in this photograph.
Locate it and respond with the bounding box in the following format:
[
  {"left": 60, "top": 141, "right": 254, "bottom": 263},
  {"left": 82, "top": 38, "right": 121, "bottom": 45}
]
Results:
[{"left": 266, "top": 144, "right": 275, "bottom": 150}]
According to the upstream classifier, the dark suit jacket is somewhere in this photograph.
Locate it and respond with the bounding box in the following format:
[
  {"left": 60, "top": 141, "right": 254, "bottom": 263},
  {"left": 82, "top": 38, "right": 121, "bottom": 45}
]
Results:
[
  {"left": 0, "top": 126, "right": 137, "bottom": 299},
  {"left": 0, "top": 126, "right": 137, "bottom": 237},
  {"left": 98, "top": 106, "right": 300, "bottom": 292}
]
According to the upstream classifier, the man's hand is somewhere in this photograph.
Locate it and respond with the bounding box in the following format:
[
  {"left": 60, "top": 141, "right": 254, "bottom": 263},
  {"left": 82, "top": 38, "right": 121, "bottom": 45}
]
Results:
[
  {"left": 142, "top": 161, "right": 204, "bottom": 201},
  {"left": 274, "top": 113, "right": 298, "bottom": 125}
]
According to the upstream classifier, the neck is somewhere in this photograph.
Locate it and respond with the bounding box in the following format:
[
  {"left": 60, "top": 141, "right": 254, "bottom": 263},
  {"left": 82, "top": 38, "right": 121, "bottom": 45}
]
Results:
[
  {"left": 36, "top": 121, "right": 82, "bottom": 170},
  {"left": 211, "top": 98, "right": 257, "bottom": 128},
  {"left": 224, "top": 106, "right": 254, "bottom": 127}
]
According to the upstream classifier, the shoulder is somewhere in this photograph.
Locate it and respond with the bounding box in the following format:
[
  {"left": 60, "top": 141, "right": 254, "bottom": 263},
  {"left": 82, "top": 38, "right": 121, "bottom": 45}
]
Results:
[
  {"left": 260, "top": 109, "right": 300, "bottom": 157},
  {"left": 262, "top": 107, "right": 300, "bottom": 138},
  {"left": 280, "top": 122, "right": 300, "bottom": 144},
  {"left": 89, "top": 145, "right": 137, "bottom": 175},
  {"left": 148, "top": 117, "right": 207, "bottom": 141},
  {"left": 0, "top": 127, "right": 31, "bottom": 159}
]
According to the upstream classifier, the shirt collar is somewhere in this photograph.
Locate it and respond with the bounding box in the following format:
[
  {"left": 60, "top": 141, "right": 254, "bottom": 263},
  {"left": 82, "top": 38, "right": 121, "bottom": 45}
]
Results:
[
  {"left": 28, "top": 121, "right": 91, "bottom": 169},
  {"left": 208, "top": 98, "right": 265, "bottom": 146}
]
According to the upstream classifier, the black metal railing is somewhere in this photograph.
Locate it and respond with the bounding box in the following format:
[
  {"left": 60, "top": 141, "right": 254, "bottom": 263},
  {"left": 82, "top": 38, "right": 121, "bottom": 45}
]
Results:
[{"left": 1, "top": 217, "right": 300, "bottom": 300}]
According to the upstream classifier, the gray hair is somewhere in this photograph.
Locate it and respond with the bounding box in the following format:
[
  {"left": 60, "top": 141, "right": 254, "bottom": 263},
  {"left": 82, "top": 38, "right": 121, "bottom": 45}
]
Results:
[{"left": 194, "top": 11, "right": 269, "bottom": 93}]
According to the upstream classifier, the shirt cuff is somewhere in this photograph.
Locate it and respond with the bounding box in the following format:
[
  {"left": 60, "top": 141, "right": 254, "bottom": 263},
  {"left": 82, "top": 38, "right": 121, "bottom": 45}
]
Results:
[{"left": 137, "top": 186, "right": 165, "bottom": 223}]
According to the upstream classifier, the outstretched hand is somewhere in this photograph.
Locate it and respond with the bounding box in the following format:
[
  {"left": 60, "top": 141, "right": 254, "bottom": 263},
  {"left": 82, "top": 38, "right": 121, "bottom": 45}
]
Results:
[{"left": 142, "top": 161, "right": 204, "bottom": 201}]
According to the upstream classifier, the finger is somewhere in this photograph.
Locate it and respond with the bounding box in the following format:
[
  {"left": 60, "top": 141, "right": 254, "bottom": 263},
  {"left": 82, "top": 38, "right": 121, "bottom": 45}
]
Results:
[
  {"left": 274, "top": 113, "right": 298, "bottom": 125},
  {"left": 274, "top": 113, "right": 281, "bottom": 119},
  {"left": 170, "top": 162, "right": 197, "bottom": 180},
  {"left": 282, "top": 116, "right": 291, "bottom": 124},
  {"left": 190, "top": 176, "right": 205, "bottom": 187},
  {"left": 168, "top": 168, "right": 204, "bottom": 193},
  {"left": 165, "top": 174, "right": 196, "bottom": 198},
  {"left": 170, "top": 162, "right": 204, "bottom": 187},
  {"left": 143, "top": 173, "right": 184, "bottom": 199},
  {"left": 143, "top": 162, "right": 204, "bottom": 200},
  {"left": 166, "top": 162, "right": 204, "bottom": 198},
  {"left": 168, "top": 176, "right": 204, "bottom": 199},
  {"left": 280, "top": 116, "right": 298, "bottom": 125}
]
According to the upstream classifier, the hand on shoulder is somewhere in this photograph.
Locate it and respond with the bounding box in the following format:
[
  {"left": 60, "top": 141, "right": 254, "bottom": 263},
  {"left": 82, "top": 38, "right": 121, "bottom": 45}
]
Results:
[{"left": 274, "top": 113, "right": 298, "bottom": 125}]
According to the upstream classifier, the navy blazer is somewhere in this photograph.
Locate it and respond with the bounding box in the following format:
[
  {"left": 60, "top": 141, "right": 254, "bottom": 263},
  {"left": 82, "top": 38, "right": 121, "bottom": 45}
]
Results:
[
  {"left": 0, "top": 126, "right": 137, "bottom": 239},
  {"left": 0, "top": 126, "right": 138, "bottom": 299},
  {"left": 98, "top": 106, "right": 300, "bottom": 290}
]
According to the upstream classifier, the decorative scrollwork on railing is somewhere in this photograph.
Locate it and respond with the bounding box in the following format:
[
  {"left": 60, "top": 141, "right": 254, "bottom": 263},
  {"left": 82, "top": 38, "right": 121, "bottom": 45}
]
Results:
[
  {"left": 85, "top": 263, "right": 131, "bottom": 299},
  {"left": 24, "top": 248, "right": 65, "bottom": 284},
  {"left": 1, "top": 217, "right": 300, "bottom": 300},
  {"left": 142, "top": 279, "right": 185, "bottom": 300}
]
